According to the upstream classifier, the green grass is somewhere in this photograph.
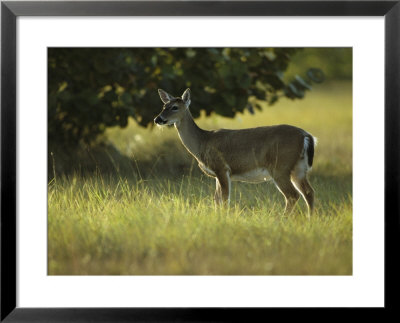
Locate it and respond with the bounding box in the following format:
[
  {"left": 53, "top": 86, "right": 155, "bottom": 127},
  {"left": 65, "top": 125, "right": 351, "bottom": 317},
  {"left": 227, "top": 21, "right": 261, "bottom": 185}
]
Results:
[{"left": 48, "top": 81, "right": 352, "bottom": 275}]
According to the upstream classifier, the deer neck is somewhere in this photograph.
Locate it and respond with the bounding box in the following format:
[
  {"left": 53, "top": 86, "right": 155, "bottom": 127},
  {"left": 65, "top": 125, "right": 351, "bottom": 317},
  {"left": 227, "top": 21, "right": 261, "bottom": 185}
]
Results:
[{"left": 175, "top": 109, "right": 205, "bottom": 159}]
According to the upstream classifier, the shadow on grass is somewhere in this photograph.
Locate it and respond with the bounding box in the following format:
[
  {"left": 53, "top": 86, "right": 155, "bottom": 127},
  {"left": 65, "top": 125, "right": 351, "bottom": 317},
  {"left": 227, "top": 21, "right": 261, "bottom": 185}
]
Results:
[{"left": 48, "top": 140, "right": 202, "bottom": 181}]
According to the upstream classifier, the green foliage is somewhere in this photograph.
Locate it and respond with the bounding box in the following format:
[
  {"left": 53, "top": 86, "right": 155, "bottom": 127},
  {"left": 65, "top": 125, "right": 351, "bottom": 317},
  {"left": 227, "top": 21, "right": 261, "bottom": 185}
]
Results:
[{"left": 48, "top": 48, "right": 323, "bottom": 146}]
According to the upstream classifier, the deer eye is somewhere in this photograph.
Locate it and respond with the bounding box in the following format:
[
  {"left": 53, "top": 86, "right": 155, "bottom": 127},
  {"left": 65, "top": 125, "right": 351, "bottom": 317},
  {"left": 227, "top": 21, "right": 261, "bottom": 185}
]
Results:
[{"left": 171, "top": 106, "right": 178, "bottom": 111}]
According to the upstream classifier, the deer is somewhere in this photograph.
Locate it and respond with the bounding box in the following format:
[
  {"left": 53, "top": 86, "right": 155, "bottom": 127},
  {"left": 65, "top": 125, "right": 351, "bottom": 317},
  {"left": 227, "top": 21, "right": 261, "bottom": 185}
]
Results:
[{"left": 154, "top": 88, "right": 316, "bottom": 216}]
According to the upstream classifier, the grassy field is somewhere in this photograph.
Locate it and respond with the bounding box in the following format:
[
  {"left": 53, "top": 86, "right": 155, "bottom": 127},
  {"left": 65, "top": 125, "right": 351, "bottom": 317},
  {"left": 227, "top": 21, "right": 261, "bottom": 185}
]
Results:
[{"left": 48, "top": 82, "right": 352, "bottom": 275}]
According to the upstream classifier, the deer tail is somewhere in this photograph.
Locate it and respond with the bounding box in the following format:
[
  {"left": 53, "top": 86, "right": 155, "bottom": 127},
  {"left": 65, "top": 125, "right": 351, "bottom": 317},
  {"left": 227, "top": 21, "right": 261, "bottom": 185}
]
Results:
[{"left": 304, "top": 134, "right": 317, "bottom": 168}]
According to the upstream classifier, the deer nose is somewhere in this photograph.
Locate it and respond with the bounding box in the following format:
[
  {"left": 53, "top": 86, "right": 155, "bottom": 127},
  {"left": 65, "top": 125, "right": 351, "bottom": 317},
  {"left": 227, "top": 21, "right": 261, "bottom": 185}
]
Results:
[{"left": 154, "top": 116, "right": 166, "bottom": 125}]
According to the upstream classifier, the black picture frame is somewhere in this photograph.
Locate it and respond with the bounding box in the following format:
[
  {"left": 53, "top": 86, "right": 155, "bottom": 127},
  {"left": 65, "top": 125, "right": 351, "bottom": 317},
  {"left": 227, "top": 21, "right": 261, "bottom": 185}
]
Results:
[{"left": 1, "top": 1, "right": 399, "bottom": 321}]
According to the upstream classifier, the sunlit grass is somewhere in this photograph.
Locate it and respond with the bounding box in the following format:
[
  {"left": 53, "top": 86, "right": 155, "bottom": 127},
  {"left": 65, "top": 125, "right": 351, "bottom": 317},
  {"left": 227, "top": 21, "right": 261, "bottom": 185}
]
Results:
[
  {"left": 48, "top": 81, "right": 352, "bottom": 275},
  {"left": 48, "top": 174, "right": 352, "bottom": 275}
]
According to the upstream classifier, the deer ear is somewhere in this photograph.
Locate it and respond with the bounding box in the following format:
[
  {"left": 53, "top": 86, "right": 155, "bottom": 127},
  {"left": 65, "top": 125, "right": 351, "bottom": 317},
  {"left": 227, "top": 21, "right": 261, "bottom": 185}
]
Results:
[
  {"left": 158, "top": 89, "right": 175, "bottom": 104},
  {"left": 182, "top": 88, "right": 191, "bottom": 107}
]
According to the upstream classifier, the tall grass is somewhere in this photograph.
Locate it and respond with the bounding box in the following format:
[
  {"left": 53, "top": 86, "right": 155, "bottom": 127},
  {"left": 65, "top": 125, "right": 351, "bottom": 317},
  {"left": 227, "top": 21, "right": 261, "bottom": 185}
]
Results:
[{"left": 48, "top": 81, "right": 352, "bottom": 275}]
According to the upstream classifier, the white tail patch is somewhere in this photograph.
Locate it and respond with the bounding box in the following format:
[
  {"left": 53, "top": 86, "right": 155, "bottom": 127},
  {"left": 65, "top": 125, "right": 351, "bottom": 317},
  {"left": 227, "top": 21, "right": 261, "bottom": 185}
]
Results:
[
  {"left": 292, "top": 136, "right": 314, "bottom": 181},
  {"left": 304, "top": 135, "right": 318, "bottom": 149},
  {"left": 303, "top": 135, "right": 317, "bottom": 168},
  {"left": 303, "top": 136, "right": 311, "bottom": 153},
  {"left": 303, "top": 137, "right": 311, "bottom": 167}
]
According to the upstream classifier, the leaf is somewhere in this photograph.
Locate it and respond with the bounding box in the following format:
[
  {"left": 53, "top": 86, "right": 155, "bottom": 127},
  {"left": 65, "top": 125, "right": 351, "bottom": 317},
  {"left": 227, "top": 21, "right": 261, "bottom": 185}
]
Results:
[
  {"left": 236, "top": 95, "right": 248, "bottom": 110},
  {"left": 207, "top": 48, "right": 219, "bottom": 55},
  {"left": 186, "top": 48, "right": 196, "bottom": 58},
  {"left": 221, "top": 93, "right": 236, "bottom": 107},
  {"left": 307, "top": 68, "right": 325, "bottom": 83},
  {"left": 252, "top": 88, "right": 267, "bottom": 101},
  {"left": 284, "top": 83, "right": 304, "bottom": 99},
  {"left": 294, "top": 75, "right": 312, "bottom": 90},
  {"left": 255, "top": 103, "right": 263, "bottom": 111},
  {"left": 217, "top": 64, "right": 231, "bottom": 79},
  {"left": 119, "top": 115, "right": 128, "bottom": 128},
  {"left": 93, "top": 57, "right": 111, "bottom": 74},
  {"left": 262, "top": 50, "right": 276, "bottom": 61},
  {"left": 269, "top": 95, "right": 279, "bottom": 105},
  {"left": 247, "top": 103, "right": 255, "bottom": 115},
  {"left": 120, "top": 92, "right": 133, "bottom": 105}
]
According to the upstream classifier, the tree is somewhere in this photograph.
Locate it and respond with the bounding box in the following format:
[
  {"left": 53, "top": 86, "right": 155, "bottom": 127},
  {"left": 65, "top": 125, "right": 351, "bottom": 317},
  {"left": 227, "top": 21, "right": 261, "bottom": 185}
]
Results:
[{"left": 48, "top": 48, "right": 323, "bottom": 147}]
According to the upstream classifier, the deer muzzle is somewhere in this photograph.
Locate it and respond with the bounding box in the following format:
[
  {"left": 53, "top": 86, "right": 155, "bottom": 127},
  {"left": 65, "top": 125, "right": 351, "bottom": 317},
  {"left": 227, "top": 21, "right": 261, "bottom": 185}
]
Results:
[{"left": 154, "top": 115, "right": 167, "bottom": 125}]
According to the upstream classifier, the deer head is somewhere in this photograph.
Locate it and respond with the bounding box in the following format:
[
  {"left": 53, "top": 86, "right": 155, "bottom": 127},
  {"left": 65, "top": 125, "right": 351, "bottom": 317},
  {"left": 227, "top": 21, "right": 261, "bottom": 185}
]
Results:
[{"left": 154, "top": 89, "right": 191, "bottom": 126}]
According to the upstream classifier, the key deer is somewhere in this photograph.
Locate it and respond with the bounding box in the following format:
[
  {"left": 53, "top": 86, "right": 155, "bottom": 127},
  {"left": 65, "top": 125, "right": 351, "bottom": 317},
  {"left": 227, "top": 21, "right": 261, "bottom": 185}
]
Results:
[{"left": 154, "top": 88, "right": 316, "bottom": 216}]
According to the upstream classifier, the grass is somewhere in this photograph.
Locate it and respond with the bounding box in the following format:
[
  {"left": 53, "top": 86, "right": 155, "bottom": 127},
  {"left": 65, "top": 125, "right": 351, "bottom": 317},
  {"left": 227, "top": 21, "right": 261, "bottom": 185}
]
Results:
[{"left": 48, "top": 81, "right": 352, "bottom": 275}]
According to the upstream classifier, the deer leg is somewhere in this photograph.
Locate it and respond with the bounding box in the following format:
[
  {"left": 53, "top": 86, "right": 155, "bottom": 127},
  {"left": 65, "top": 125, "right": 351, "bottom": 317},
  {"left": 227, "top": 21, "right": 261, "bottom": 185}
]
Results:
[
  {"left": 291, "top": 175, "right": 315, "bottom": 216},
  {"left": 215, "top": 170, "right": 231, "bottom": 205},
  {"left": 273, "top": 174, "right": 300, "bottom": 215},
  {"left": 214, "top": 178, "right": 222, "bottom": 205}
]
